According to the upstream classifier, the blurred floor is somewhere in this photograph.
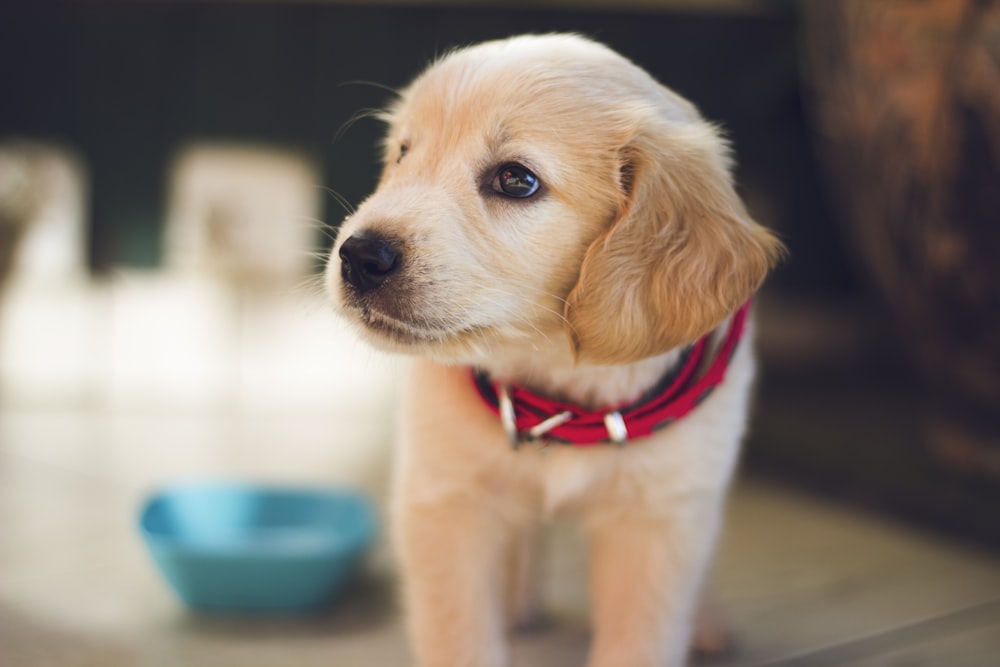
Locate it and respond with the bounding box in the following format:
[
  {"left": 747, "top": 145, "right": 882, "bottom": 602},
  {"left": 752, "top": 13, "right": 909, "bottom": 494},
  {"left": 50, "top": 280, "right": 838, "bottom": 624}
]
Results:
[{"left": 2, "top": 404, "right": 1000, "bottom": 667}]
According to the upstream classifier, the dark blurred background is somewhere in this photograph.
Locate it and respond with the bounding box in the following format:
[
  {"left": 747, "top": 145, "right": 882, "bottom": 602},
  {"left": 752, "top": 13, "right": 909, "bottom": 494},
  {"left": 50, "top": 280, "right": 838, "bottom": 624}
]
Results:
[{"left": 1, "top": 0, "right": 998, "bottom": 550}]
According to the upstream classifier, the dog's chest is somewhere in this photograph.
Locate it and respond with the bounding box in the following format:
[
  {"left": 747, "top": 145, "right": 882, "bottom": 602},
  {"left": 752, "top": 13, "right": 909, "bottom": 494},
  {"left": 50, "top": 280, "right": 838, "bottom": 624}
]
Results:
[{"left": 533, "top": 447, "right": 607, "bottom": 515}]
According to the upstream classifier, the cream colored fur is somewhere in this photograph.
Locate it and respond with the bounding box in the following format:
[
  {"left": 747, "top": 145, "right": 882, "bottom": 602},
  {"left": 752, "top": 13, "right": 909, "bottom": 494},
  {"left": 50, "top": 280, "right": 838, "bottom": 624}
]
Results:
[{"left": 326, "top": 34, "right": 784, "bottom": 667}]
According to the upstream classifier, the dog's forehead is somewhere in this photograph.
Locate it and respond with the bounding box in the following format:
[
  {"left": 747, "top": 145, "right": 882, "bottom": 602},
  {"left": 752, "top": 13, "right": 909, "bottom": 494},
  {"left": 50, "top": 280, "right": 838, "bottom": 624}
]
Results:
[
  {"left": 389, "top": 35, "right": 699, "bottom": 147},
  {"left": 395, "top": 38, "right": 637, "bottom": 136}
]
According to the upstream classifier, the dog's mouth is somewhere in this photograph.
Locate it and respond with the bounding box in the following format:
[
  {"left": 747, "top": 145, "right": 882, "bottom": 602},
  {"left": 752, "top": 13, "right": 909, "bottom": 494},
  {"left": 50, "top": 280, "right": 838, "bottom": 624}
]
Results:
[
  {"left": 357, "top": 307, "right": 446, "bottom": 343},
  {"left": 345, "top": 303, "right": 503, "bottom": 364}
]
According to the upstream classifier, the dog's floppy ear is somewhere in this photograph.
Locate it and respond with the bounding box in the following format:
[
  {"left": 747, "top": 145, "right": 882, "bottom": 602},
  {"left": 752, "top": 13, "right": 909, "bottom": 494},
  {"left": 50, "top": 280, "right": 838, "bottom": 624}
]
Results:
[{"left": 564, "top": 110, "right": 784, "bottom": 365}]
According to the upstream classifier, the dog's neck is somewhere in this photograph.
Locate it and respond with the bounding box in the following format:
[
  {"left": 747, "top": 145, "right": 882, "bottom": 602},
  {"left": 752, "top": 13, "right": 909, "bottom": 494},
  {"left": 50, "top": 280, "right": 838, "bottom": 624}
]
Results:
[{"left": 475, "top": 340, "right": 686, "bottom": 412}]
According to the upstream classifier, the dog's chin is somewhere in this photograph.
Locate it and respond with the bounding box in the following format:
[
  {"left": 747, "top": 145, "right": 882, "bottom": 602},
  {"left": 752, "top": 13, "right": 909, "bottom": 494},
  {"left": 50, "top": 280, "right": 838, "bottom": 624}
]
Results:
[
  {"left": 357, "top": 308, "right": 446, "bottom": 345},
  {"left": 342, "top": 304, "right": 490, "bottom": 361}
]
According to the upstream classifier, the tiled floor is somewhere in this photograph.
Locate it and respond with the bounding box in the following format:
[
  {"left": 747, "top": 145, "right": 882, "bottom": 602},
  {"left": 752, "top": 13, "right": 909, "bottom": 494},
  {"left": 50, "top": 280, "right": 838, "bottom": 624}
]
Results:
[{"left": 2, "top": 284, "right": 1000, "bottom": 666}]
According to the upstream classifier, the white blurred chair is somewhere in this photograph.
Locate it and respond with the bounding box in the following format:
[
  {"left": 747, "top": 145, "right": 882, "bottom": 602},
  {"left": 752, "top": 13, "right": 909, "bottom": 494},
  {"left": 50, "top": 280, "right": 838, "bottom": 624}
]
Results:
[
  {"left": 164, "top": 143, "right": 320, "bottom": 288},
  {"left": 103, "top": 143, "right": 323, "bottom": 410},
  {"left": 108, "top": 142, "right": 400, "bottom": 414},
  {"left": 0, "top": 140, "right": 99, "bottom": 406},
  {"left": 0, "top": 139, "right": 88, "bottom": 285}
]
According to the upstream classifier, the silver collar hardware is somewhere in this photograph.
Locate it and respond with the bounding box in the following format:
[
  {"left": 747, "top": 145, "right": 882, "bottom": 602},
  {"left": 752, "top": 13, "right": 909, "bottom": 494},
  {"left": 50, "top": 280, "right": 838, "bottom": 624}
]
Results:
[
  {"left": 497, "top": 383, "right": 630, "bottom": 449},
  {"left": 498, "top": 383, "right": 575, "bottom": 450},
  {"left": 497, "top": 384, "right": 521, "bottom": 449},
  {"left": 603, "top": 411, "right": 629, "bottom": 446},
  {"left": 527, "top": 410, "right": 574, "bottom": 440}
]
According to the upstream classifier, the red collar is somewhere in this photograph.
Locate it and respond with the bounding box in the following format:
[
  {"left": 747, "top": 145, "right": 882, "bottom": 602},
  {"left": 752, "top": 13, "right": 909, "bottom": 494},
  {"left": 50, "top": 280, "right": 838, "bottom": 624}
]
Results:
[{"left": 472, "top": 301, "right": 752, "bottom": 448}]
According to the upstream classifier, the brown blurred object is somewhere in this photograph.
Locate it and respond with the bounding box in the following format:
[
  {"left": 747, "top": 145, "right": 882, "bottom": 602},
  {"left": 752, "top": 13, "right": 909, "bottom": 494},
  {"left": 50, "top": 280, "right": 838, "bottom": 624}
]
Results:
[{"left": 804, "top": 0, "right": 1000, "bottom": 477}]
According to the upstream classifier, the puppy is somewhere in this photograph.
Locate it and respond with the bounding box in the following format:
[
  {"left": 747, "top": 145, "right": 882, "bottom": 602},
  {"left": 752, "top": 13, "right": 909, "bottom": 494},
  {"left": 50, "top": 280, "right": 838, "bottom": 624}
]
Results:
[{"left": 326, "top": 34, "right": 783, "bottom": 667}]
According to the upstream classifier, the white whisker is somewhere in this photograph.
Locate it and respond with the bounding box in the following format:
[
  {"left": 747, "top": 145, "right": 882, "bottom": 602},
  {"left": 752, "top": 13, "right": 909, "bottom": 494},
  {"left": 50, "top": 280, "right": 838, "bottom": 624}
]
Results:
[
  {"left": 333, "top": 106, "right": 391, "bottom": 144},
  {"left": 317, "top": 186, "right": 357, "bottom": 217}
]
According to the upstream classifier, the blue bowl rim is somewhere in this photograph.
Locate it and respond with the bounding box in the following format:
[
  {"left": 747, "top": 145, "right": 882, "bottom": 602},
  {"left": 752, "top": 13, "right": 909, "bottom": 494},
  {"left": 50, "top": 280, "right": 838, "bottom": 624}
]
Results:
[{"left": 138, "top": 479, "right": 377, "bottom": 557}]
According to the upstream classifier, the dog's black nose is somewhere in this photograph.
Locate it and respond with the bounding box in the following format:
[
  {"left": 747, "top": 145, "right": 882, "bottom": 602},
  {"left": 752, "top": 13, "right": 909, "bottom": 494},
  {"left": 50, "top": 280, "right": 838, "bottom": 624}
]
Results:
[{"left": 338, "top": 232, "right": 401, "bottom": 294}]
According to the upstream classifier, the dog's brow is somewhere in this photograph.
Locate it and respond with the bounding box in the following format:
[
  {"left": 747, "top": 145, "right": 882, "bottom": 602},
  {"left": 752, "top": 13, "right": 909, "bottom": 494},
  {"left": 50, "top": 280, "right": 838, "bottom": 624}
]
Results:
[{"left": 486, "top": 126, "right": 513, "bottom": 157}]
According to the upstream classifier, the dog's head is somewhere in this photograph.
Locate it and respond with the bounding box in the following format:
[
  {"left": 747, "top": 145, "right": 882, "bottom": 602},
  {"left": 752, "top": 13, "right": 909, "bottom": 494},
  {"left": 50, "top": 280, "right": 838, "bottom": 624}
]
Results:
[{"left": 327, "top": 34, "right": 783, "bottom": 366}]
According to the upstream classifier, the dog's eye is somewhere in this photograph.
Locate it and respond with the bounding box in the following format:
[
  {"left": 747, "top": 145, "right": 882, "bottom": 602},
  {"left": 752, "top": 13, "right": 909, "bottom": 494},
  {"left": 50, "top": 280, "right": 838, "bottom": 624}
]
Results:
[
  {"left": 493, "top": 164, "right": 540, "bottom": 198},
  {"left": 396, "top": 144, "right": 408, "bottom": 164}
]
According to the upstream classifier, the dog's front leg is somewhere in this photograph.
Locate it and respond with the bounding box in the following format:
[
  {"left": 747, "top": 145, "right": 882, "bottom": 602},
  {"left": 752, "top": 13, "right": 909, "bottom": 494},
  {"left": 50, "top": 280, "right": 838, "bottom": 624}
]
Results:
[
  {"left": 585, "top": 504, "right": 721, "bottom": 667},
  {"left": 396, "top": 491, "right": 513, "bottom": 667}
]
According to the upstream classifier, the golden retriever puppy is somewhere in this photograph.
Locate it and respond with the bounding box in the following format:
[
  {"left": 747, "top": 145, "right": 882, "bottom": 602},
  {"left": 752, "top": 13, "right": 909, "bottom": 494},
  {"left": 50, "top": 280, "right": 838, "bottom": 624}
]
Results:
[{"left": 326, "top": 34, "right": 784, "bottom": 667}]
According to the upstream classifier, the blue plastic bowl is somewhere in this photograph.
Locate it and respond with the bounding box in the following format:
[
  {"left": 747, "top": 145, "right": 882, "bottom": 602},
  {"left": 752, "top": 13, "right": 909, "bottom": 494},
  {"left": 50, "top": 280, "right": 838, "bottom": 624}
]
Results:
[{"left": 139, "top": 481, "right": 377, "bottom": 613}]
